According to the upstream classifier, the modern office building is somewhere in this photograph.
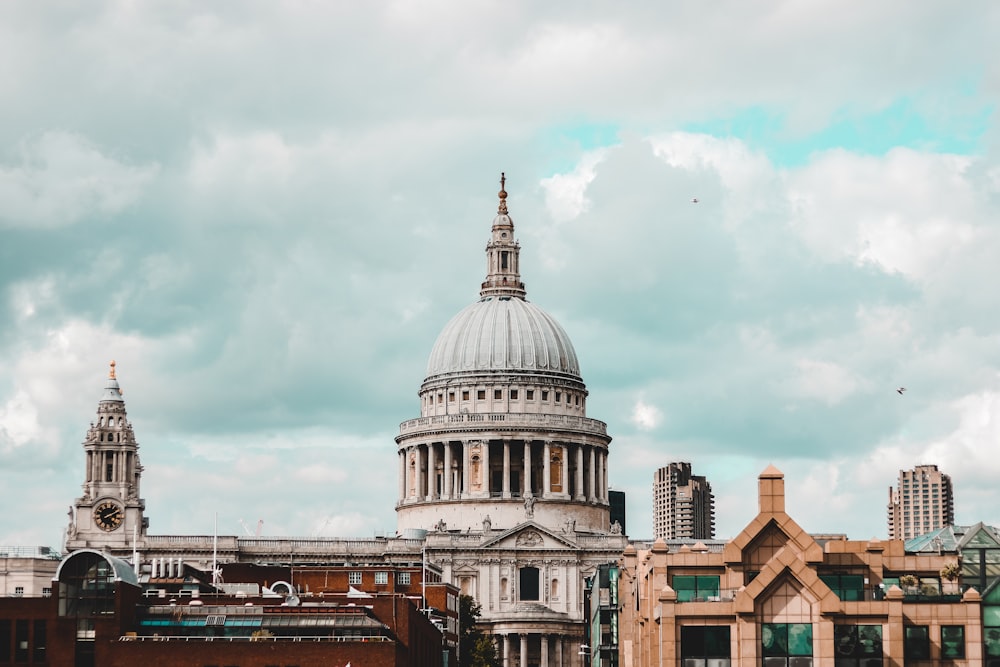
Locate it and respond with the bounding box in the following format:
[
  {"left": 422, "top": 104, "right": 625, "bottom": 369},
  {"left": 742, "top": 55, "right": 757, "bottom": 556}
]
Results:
[
  {"left": 887, "top": 464, "right": 955, "bottom": 541},
  {"left": 653, "top": 462, "right": 715, "bottom": 540},
  {"left": 619, "top": 466, "right": 984, "bottom": 667}
]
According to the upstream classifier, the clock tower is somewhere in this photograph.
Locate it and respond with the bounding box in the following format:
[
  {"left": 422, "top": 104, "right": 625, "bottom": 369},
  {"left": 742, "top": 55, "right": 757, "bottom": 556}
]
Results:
[{"left": 65, "top": 361, "right": 148, "bottom": 552}]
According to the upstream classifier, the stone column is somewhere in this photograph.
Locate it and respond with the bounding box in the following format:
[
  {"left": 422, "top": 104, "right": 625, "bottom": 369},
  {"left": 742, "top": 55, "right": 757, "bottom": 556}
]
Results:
[
  {"left": 503, "top": 440, "right": 511, "bottom": 498},
  {"left": 415, "top": 445, "right": 424, "bottom": 500},
  {"left": 602, "top": 449, "right": 609, "bottom": 502},
  {"left": 426, "top": 442, "right": 436, "bottom": 500},
  {"left": 541, "top": 634, "right": 549, "bottom": 666},
  {"left": 443, "top": 441, "right": 453, "bottom": 499},
  {"left": 560, "top": 446, "right": 569, "bottom": 498},
  {"left": 503, "top": 634, "right": 511, "bottom": 667},
  {"left": 483, "top": 439, "right": 491, "bottom": 496},
  {"left": 588, "top": 447, "right": 597, "bottom": 502},
  {"left": 520, "top": 633, "right": 528, "bottom": 667},
  {"left": 524, "top": 442, "right": 533, "bottom": 497},
  {"left": 543, "top": 441, "right": 551, "bottom": 498},
  {"left": 575, "top": 445, "right": 585, "bottom": 501},
  {"left": 556, "top": 635, "right": 563, "bottom": 667},
  {"left": 398, "top": 449, "right": 406, "bottom": 502},
  {"left": 463, "top": 440, "right": 471, "bottom": 499}
]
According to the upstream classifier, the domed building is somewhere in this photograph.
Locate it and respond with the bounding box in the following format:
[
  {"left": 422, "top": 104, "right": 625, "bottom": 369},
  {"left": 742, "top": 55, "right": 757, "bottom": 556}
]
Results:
[
  {"left": 403, "top": 176, "right": 627, "bottom": 665},
  {"left": 61, "top": 176, "right": 626, "bottom": 667},
  {"left": 397, "top": 174, "right": 613, "bottom": 534}
]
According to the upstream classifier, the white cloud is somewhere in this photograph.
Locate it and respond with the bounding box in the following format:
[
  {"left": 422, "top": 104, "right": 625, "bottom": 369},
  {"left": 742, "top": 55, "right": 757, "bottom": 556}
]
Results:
[
  {"left": 783, "top": 359, "right": 865, "bottom": 406},
  {"left": 540, "top": 148, "right": 611, "bottom": 223},
  {"left": 630, "top": 398, "right": 662, "bottom": 431},
  {"left": 787, "top": 148, "right": 980, "bottom": 280},
  {"left": 0, "top": 132, "right": 158, "bottom": 228}
]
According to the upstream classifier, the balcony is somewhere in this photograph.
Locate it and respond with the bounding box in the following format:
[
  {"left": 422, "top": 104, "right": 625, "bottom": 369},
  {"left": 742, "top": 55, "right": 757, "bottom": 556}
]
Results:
[{"left": 398, "top": 412, "right": 609, "bottom": 437}]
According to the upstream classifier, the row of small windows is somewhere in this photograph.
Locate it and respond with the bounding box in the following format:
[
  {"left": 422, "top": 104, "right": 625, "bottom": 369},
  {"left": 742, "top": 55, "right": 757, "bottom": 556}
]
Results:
[
  {"left": 98, "top": 416, "right": 124, "bottom": 427},
  {"left": 348, "top": 571, "right": 410, "bottom": 586},
  {"left": 428, "top": 388, "right": 582, "bottom": 406},
  {"left": 100, "top": 432, "right": 124, "bottom": 442}
]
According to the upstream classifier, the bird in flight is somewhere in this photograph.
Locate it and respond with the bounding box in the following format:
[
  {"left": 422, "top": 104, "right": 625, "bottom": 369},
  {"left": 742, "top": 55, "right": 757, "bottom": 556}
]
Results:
[
  {"left": 691, "top": 198, "right": 699, "bottom": 203},
  {"left": 896, "top": 387, "right": 906, "bottom": 395}
]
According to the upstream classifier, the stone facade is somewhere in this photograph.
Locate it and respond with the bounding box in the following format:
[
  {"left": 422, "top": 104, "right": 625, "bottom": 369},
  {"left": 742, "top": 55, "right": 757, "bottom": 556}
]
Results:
[{"left": 59, "top": 177, "right": 625, "bottom": 667}]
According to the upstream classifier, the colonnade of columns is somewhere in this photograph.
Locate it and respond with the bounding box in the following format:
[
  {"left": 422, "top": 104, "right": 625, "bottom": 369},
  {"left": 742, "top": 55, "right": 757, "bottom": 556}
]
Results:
[
  {"left": 85, "top": 449, "right": 137, "bottom": 486},
  {"left": 397, "top": 439, "right": 609, "bottom": 505},
  {"left": 498, "top": 632, "right": 578, "bottom": 667}
]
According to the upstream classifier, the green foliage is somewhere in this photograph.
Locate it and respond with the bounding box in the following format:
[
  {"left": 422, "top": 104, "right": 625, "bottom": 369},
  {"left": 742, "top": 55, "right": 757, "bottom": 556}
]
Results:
[
  {"left": 940, "top": 561, "right": 961, "bottom": 581},
  {"left": 458, "top": 594, "right": 499, "bottom": 667}
]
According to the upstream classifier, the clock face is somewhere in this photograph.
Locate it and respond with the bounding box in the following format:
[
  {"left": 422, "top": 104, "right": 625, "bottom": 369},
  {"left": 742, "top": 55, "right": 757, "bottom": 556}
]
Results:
[{"left": 93, "top": 500, "right": 124, "bottom": 531}]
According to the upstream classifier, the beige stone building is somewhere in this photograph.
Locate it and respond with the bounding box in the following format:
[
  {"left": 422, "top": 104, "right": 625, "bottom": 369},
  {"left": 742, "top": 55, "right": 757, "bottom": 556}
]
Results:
[
  {"left": 653, "top": 462, "right": 715, "bottom": 540},
  {"left": 619, "top": 466, "right": 982, "bottom": 666},
  {"left": 0, "top": 547, "right": 59, "bottom": 598}
]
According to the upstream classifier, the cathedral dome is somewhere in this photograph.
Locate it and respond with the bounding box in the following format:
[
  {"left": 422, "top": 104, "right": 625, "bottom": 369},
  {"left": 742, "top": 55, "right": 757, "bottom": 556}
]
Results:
[{"left": 424, "top": 295, "right": 581, "bottom": 382}]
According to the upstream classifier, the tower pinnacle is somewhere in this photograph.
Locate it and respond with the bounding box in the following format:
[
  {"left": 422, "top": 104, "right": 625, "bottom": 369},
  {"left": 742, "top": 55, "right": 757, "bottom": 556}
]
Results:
[{"left": 480, "top": 173, "right": 526, "bottom": 299}]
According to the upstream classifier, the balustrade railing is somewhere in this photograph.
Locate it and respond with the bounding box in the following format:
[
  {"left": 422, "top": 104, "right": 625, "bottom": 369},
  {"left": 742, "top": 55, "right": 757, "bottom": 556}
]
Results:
[{"left": 399, "top": 412, "right": 608, "bottom": 436}]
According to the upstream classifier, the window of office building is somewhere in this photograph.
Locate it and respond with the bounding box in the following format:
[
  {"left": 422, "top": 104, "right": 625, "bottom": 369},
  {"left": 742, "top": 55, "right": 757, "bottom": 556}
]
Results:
[
  {"left": 833, "top": 625, "right": 881, "bottom": 666},
  {"left": 904, "top": 626, "right": 929, "bottom": 660},
  {"left": 349, "top": 572, "right": 362, "bottom": 585},
  {"left": 941, "top": 625, "right": 965, "bottom": 659},
  {"left": 375, "top": 572, "right": 388, "bottom": 585},
  {"left": 673, "top": 575, "right": 721, "bottom": 602},
  {"left": 819, "top": 574, "right": 865, "bottom": 601},
  {"left": 761, "top": 623, "right": 812, "bottom": 666},
  {"left": 680, "top": 625, "right": 730, "bottom": 666}
]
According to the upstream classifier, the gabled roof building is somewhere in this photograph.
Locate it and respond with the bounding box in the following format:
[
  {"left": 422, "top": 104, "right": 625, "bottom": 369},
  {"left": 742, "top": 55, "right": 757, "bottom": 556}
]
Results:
[{"left": 618, "top": 466, "right": 983, "bottom": 666}]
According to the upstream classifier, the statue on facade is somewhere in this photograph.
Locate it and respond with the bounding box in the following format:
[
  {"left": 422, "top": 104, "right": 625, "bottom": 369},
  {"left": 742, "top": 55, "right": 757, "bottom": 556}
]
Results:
[
  {"left": 482, "top": 515, "right": 492, "bottom": 532},
  {"left": 610, "top": 520, "right": 622, "bottom": 534},
  {"left": 523, "top": 493, "right": 535, "bottom": 517},
  {"left": 564, "top": 518, "right": 576, "bottom": 534},
  {"left": 434, "top": 519, "right": 447, "bottom": 532},
  {"left": 66, "top": 506, "right": 77, "bottom": 539}
]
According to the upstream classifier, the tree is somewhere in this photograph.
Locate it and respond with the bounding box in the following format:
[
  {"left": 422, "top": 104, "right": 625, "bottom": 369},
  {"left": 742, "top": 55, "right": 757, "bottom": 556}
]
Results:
[{"left": 459, "top": 594, "right": 499, "bottom": 667}]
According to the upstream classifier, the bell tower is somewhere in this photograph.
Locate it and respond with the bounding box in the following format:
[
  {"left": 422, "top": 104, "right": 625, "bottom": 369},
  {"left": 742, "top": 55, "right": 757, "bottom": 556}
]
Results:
[{"left": 65, "top": 361, "right": 148, "bottom": 552}]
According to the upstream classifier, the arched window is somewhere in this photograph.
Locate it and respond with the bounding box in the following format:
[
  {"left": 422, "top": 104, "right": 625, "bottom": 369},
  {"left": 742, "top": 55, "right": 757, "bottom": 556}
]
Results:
[
  {"left": 551, "top": 578, "right": 559, "bottom": 599},
  {"left": 500, "top": 577, "right": 509, "bottom": 599}
]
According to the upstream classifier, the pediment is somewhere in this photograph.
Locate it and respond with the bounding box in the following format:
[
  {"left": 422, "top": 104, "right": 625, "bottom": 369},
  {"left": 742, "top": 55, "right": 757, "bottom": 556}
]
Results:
[
  {"left": 734, "top": 546, "right": 840, "bottom": 615},
  {"left": 724, "top": 515, "right": 823, "bottom": 565},
  {"left": 480, "top": 522, "right": 578, "bottom": 550}
]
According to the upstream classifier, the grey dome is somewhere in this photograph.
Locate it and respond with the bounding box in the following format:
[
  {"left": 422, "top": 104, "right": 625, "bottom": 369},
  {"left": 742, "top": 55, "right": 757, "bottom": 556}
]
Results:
[{"left": 425, "top": 296, "right": 581, "bottom": 381}]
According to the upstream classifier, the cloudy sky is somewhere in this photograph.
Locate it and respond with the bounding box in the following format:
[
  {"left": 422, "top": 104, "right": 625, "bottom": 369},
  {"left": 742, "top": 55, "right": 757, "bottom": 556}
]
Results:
[{"left": 2, "top": 2, "right": 999, "bottom": 550}]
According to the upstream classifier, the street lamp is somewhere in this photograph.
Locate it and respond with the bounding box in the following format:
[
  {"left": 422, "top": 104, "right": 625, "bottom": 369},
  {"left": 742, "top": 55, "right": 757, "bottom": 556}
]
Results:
[{"left": 578, "top": 643, "right": 591, "bottom": 667}]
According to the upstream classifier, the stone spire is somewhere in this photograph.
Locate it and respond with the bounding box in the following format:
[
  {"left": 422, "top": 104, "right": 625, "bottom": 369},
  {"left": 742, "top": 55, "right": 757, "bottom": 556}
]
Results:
[
  {"left": 480, "top": 173, "right": 527, "bottom": 299},
  {"left": 81, "top": 361, "right": 141, "bottom": 503}
]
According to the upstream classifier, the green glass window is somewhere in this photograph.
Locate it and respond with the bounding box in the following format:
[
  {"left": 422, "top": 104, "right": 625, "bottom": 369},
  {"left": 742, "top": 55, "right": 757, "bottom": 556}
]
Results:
[
  {"left": 819, "top": 574, "right": 865, "bottom": 601},
  {"left": 941, "top": 626, "right": 964, "bottom": 659},
  {"left": 673, "top": 575, "right": 721, "bottom": 602},
  {"left": 904, "top": 626, "right": 929, "bottom": 660},
  {"left": 762, "top": 623, "right": 812, "bottom": 661},
  {"left": 680, "top": 625, "right": 731, "bottom": 664},
  {"left": 834, "top": 625, "right": 882, "bottom": 666}
]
